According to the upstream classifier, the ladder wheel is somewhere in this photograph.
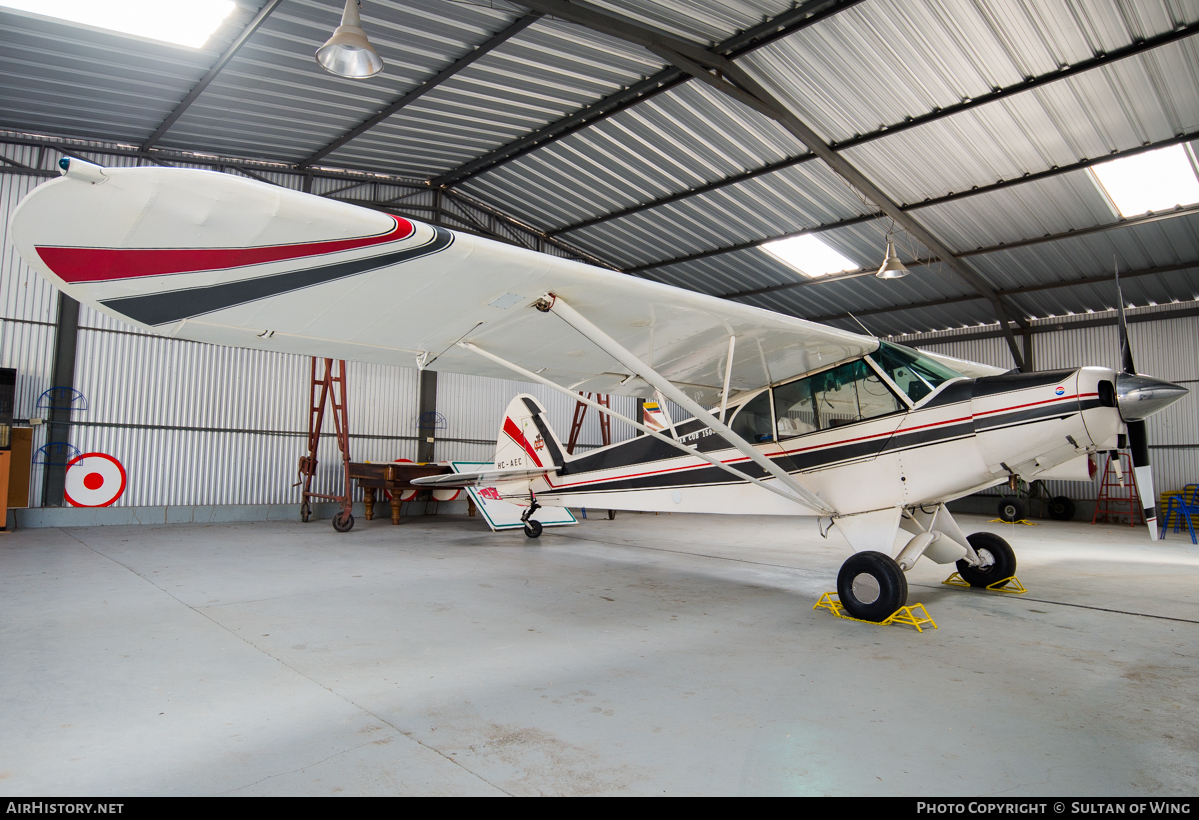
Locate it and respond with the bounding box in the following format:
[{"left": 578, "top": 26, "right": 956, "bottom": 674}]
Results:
[
  {"left": 332, "top": 511, "right": 354, "bottom": 533},
  {"left": 300, "top": 501, "right": 311, "bottom": 523}
]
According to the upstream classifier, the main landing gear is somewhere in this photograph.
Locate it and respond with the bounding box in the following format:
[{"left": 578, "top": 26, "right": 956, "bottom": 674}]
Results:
[{"left": 831, "top": 504, "right": 1019, "bottom": 622}]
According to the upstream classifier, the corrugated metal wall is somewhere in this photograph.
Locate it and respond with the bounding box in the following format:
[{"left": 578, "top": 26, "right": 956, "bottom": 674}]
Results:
[{"left": 910, "top": 309, "right": 1199, "bottom": 500}]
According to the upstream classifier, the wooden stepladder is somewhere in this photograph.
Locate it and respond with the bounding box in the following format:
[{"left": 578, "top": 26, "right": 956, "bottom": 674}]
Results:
[
  {"left": 565, "top": 392, "right": 611, "bottom": 455},
  {"left": 298, "top": 358, "right": 355, "bottom": 532}
]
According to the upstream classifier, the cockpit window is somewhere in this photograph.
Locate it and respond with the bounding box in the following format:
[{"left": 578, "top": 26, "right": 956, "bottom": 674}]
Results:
[{"left": 869, "top": 341, "right": 963, "bottom": 404}]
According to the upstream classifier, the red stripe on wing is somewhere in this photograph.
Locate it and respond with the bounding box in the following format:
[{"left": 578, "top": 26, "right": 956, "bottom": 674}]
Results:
[{"left": 35, "top": 215, "right": 414, "bottom": 283}]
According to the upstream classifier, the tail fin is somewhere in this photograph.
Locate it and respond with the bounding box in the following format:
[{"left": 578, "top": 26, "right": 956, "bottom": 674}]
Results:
[{"left": 495, "top": 394, "right": 568, "bottom": 471}]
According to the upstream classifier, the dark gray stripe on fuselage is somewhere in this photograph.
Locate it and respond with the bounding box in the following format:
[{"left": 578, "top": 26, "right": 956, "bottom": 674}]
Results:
[{"left": 101, "top": 228, "right": 454, "bottom": 326}]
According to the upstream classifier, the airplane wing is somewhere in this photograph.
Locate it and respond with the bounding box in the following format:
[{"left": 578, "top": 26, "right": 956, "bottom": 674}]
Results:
[
  {"left": 411, "top": 468, "right": 554, "bottom": 489},
  {"left": 13, "top": 164, "right": 887, "bottom": 401}
]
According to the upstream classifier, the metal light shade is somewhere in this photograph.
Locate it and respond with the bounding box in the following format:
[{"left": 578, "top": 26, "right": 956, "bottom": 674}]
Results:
[
  {"left": 316, "top": 0, "right": 383, "bottom": 79},
  {"left": 875, "top": 240, "right": 909, "bottom": 279}
]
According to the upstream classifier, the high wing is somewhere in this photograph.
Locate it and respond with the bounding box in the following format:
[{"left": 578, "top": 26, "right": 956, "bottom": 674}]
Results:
[{"left": 11, "top": 165, "right": 880, "bottom": 402}]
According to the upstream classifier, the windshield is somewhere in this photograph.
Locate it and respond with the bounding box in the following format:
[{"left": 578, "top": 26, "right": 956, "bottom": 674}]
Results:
[{"left": 869, "top": 341, "right": 964, "bottom": 404}]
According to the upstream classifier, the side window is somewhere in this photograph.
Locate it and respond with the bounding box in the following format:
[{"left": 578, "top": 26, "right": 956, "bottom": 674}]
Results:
[
  {"left": 811, "top": 362, "right": 860, "bottom": 428},
  {"left": 773, "top": 377, "right": 818, "bottom": 439},
  {"left": 730, "top": 391, "right": 774, "bottom": 443},
  {"left": 809, "top": 360, "right": 904, "bottom": 429}
]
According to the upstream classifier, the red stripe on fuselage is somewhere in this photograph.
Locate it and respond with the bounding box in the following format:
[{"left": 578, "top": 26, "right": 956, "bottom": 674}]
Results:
[{"left": 35, "top": 216, "right": 414, "bottom": 283}]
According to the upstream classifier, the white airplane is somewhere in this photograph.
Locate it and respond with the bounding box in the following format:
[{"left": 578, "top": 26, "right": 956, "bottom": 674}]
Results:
[{"left": 11, "top": 158, "right": 1188, "bottom": 621}]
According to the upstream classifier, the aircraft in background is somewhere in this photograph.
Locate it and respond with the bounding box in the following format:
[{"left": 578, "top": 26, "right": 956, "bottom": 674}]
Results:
[{"left": 11, "top": 159, "right": 1188, "bottom": 620}]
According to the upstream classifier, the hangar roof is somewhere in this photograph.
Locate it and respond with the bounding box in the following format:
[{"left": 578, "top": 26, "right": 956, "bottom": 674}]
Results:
[{"left": 2, "top": 0, "right": 1198, "bottom": 346}]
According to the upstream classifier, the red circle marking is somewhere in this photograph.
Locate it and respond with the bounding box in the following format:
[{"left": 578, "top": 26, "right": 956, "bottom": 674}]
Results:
[
  {"left": 83, "top": 472, "right": 104, "bottom": 490},
  {"left": 63, "top": 453, "right": 127, "bottom": 507}
]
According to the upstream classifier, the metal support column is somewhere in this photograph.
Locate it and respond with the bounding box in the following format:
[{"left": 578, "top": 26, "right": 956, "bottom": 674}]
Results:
[
  {"left": 418, "top": 368, "right": 437, "bottom": 463},
  {"left": 42, "top": 293, "right": 78, "bottom": 507}
]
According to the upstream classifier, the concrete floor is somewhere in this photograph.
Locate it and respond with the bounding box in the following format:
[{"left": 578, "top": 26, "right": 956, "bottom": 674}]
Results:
[{"left": 1, "top": 511, "right": 1197, "bottom": 796}]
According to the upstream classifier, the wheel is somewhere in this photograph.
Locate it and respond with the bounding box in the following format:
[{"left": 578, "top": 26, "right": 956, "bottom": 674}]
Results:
[
  {"left": 332, "top": 511, "right": 354, "bottom": 533},
  {"left": 300, "top": 501, "right": 310, "bottom": 523},
  {"left": 1048, "top": 496, "right": 1075, "bottom": 521},
  {"left": 956, "top": 532, "right": 1017, "bottom": 587},
  {"left": 524, "top": 519, "right": 543, "bottom": 539},
  {"left": 997, "top": 498, "right": 1024, "bottom": 522},
  {"left": 836, "top": 551, "right": 908, "bottom": 622},
  {"left": 607, "top": 509, "right": 616, "bottom": 520}
]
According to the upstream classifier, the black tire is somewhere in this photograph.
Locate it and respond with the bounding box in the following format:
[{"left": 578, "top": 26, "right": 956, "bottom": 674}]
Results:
[
  {"left": 836, "top": 551, "right": 908, "bottom": 622},
  {"left": 524, "top": 519, "right": 543, "bottom": 539},
  {"left": 1048, "top": 496, "right": 1075, "bottom": 521},
  {"left": 997, "top": 498, "right": 1024, "bottom": 522},
  {"left": 332, "top": 511, "right": 354, "bottom": 533},
  {"left": 956, "top": 532, "right": 1017, "bottom": 587},
  {"left": 300, "top": 501, "right": 310, "bottom": 523},
  {"left": 607, "top": 509, "right": 617, "bottom": 520}
]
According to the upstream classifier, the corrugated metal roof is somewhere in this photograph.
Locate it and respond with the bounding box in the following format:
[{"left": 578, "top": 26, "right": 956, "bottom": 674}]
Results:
[
  {"left": 0, "top": 3, "right": 263, "bottom": 145},
  {"left": 3, "top": 0, "right": 1199, "bottom": 337},
  {"left": 322, "top": 15, "right": 663, "bottom": 176}
]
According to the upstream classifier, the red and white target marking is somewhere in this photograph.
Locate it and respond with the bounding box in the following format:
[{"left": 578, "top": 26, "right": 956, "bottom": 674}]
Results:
[{"left": 64, "top": 453, "right": 127, "bottom": 507}]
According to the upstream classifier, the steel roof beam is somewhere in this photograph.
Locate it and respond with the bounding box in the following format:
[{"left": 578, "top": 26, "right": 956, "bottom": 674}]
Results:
[
  {"left": 803, "top": 261, "right": 1199, "bottom": 325},
  {"left": 299, "top": 13, "right": 544, "bottom": 169},
  {"left": 618, "top": 128, "right": 1199, "bottom": 276},
  {"left": 721, "top": 204, "right": 1199, "bottom": 300},
  {"left": 509, "top": 0, "right": 1029, "bottom": 367},
  {"left": 434, "top": 0, "right": 862, "bottom": 187},
  {"left": 142, "top": 0, "right": 283, "bottom": 151},
  {"left": 548, "top": 22, "right": 1199, "bottom": 237}
]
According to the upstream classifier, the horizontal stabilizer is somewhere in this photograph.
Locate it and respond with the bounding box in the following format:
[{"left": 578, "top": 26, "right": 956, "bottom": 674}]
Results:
[{"left": 411, "top": 467, "right": 553, "bottom": 489}]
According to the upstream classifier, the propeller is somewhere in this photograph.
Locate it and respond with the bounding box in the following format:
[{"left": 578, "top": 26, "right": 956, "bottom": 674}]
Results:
[{"left": 1112, "top": 267, "right": 1189, "bottom": 540}]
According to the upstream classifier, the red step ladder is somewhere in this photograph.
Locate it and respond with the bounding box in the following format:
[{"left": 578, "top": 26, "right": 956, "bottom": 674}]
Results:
[
  {"left": 1091, "top": 451, "right": 1142, "bottom": 527},
  {"left": 565, "top": 393, "right": 611, "bottom": 455},
  {"left": 297, "top": 358, "right": 354, "bottom": 531}
]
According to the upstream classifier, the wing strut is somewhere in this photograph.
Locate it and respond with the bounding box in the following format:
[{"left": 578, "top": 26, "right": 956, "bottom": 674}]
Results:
[
  {"left": 536, "top": 294, "right": 834, "bottom": 516},
  {"left": 459, "top": 342, "right": 828, "bottom": 513}
]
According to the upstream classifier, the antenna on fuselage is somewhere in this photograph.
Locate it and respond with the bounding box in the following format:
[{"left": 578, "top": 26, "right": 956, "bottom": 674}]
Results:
[{"left": 845, "top": 312, "right": 876, "bottom": 338}]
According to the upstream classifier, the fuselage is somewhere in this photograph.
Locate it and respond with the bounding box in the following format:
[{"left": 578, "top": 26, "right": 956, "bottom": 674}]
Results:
[{"left": 523, "top": 362, "right": 1122, "bottom": 518}]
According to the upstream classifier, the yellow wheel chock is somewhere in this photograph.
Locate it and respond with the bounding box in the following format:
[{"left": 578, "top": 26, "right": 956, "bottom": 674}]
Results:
[
  {"left": 942, "top": 572, "right": 1027, "bottom": 593},
  {"left": 987, "top": 518, "right": 1038, "bottom": 525},
  {"left": 813, "top": 592, "right": 938, "bottom": 632}
]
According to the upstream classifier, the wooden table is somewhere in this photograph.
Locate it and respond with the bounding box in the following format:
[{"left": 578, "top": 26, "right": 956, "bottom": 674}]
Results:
[{"left": 348, "top": 462, "right": 454, "bottom": 524}]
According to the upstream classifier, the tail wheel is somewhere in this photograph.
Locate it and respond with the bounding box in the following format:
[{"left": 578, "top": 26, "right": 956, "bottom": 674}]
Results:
[
  {"left": 524, "top": 519, "right": 543, "bottom": 539},
  {"left": 1048, "top": 496, "right": 1075, "bottom": 521},
  {"left": 607, "top": 509, "right": 616, "bottom": 520},
  {"left": 957, "top": 532, "right": 1016, "bottom": 587},
  {"left": 997, "top": 498, "right": 1024, "bottom": 522},
  {"left": 836, "top": 551, "right": 908, "bottom": 622},
  {"left": 332, "top": 511, "right": 354, "bottom": 533}
]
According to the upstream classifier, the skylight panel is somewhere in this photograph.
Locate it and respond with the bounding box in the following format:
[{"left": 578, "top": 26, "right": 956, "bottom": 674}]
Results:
[
  {"left": 0, "top": 0, "right": 236, "bottom": 49},
  {"left": 1091, "top": 144, "right": 1199, "bottom": 217},
  {"left": 761, "top": 234, "right": 860, "bottom": 278}
]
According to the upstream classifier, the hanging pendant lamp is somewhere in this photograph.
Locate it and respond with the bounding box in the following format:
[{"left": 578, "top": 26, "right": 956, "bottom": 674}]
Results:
[
  {"left": 875, "top": 238, "right": 909, "bottom": 279},
  {"left": 316, "top": 0, "right": 383, "bottom": 79}
]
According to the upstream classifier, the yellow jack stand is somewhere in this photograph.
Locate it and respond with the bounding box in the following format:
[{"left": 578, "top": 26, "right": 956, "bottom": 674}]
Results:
[
  {"left": 987, "top": 518, "right": 1038, "bottom": 525},
  {"left": 942, "top": 573, "right": 1027, "bottom": 593},
  {"left": 813, "top": 592, "right": 938, "bottom": 632}
]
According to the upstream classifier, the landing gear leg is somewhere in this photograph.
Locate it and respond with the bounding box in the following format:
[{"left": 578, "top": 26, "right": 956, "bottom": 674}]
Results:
[
  {"left": 521, "top": 491, "right": 543, "bottom": 539},
  {"left": 836, "top": 551, "right": 908, "bottom": 622}
]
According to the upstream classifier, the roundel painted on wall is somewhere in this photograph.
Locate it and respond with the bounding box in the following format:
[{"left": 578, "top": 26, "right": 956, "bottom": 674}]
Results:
[{"left": 64, "top": 452, "right": 127, "bottom": 507}]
